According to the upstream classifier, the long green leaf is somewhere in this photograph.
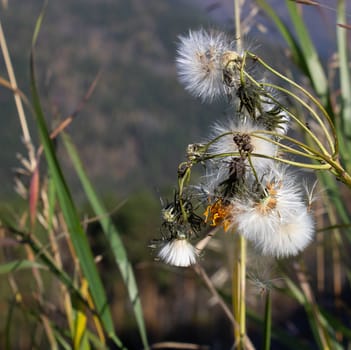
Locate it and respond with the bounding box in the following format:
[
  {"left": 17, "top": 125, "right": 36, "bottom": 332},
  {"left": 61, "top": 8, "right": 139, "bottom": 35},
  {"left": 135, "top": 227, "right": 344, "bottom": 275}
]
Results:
[
  {"left": 255, "top": 0, "right": 307, "bottom": 71},
  {"left": 0, "top": 260, "right": 45, "bottom": 274},
  {"left": 337, "top": 0, "right": 351, "bottom": 145},
  {"left": 3, "top": 224, "right": 94, "bottom": 316},
  {"left": 285, "top": 1, "right": 328, "bottom": 102},
  {"left": 29, "top": 10, "right": 124, "bottom": 348},
  {"left": 62, "top": 132, "right": 149, "bottom": 349},
  {"left": 284, "top": 275, "right": 336, "bottom": 350},
  {"left": 321, "top": 308, "right": 351, "bottom": 340}
]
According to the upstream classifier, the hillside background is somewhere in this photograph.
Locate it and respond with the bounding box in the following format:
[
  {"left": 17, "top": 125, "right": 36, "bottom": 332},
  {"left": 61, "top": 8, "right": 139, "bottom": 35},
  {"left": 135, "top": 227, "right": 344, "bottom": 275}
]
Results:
[{"left": 0, "top": 0, "right": 340, "bottom": 199}]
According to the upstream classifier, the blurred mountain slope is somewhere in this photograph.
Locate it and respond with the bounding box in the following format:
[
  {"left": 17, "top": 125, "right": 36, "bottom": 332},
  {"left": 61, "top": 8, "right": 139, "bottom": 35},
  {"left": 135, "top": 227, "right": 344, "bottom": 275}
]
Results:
[{"left": 0, "top": 0, "right": 226, "bottom": 199}]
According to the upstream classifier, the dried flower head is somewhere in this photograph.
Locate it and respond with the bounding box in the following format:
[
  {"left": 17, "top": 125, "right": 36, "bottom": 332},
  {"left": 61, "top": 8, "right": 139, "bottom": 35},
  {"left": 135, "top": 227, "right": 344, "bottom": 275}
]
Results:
[
  {"left": 208, "top": 118, "right": 277, "bottom": 174},
  {"left": 160, "top": 190, "right": 204, "bottom": 237},
  {"left": 176, "top": 29, "right": 241, "bottom": 102},
  {"left": 235, "top": 80, "right": 290, "bottom": 135},
  {"left": 204, "top": 198, "right": 235, "bottom": 232}
]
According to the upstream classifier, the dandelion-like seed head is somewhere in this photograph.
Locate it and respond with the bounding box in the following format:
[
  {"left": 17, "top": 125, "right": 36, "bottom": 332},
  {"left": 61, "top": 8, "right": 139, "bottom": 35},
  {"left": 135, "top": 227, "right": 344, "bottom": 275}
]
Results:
[
  {"left": 248, "top": 267, "right": 284, "bottom": 296},
  {"left": 235, "top": 166, "right": 315, "bottom": 257},
  {"left": 268, "top": 211, "right": 314, "bottom": 257},
  {"left": 209, "top": 118, "right": 277, "bottom": 174},
  {"left": 157, "top": 234, "right": 198, "bottom": 267},
  {"left": 176, "top": 29, "right": 240, "bottom": 102}
]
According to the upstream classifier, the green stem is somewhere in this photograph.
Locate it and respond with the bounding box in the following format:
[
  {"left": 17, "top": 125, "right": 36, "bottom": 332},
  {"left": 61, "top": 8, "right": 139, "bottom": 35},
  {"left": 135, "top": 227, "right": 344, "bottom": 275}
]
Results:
[
  {"left": 201, "top": 152, "right": 331, "bottom": 170},
  {"left": 263, "top": 291, "right": 272, "bottom": 350},
  {"left": 260, "top": 81, "right": 334, "bottom": 155},
  {"left": 245, "top": 51, "right": 337, "bottom": 155},
  {"left": 232, "top": 234, "right": 246, "bottom": 349},
  {"left": 241, "top": 68, "right": 334, "bottom": 157}
]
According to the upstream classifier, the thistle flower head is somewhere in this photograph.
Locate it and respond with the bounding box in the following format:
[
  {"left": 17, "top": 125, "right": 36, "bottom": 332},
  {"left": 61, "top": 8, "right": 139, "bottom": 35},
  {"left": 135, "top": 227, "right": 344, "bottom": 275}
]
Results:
[
  {"left": 176, "top": 29, "right": 241, "bottom": 102},
  {"left": 157, "top": 234, "right": 198, "bottom": 267}
]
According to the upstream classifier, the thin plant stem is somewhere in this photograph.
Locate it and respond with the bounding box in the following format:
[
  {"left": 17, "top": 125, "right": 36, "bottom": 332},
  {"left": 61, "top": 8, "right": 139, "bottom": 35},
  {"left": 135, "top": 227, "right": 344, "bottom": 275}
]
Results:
[
  {"left": 240, "top": 57, "right": 334, "bottom": 156},
  {"left": 201, "top": 152, "right": 332, "bottom": 170},
  {"left": 0, "top": 20, "right": 35, "bottom": 168},
  {"left": 234, "top": 0, "right": 241, "bottom": 51},
  {"left": 194, "top": 263, "right": 256, "bottom": 350},
  {"left": 232, "top": 234, "right": 247, "bottom": 349},
  {"left": 239, "top": 235, "right": 246, "bottom": 347},
  {"left": 233, "top": 0, "right": 247, "bottom": 348},
  {"left": 262, "top": 291, "right": 272, "bottom": 350},
  {"left": 260, "top": 81, "right": 334, "bottom": 155},
  {"left": 245, "top": 51, "right": 337, "bottom": 155}
]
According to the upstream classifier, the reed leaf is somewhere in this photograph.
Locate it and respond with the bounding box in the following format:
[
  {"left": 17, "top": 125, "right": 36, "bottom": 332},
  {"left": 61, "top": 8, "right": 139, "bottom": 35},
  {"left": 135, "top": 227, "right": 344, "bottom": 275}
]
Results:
[
  {"left": 0, "top": 260, "right": 45, "bottom": 274},
  {"left": 285, "top": 1, "right": 328, "bottom": 102},
  {"left": 62, "top": 132, "right": 149, "bottom": 349},
  {"left": 254, "top": 0, "right": 308, "bottom": 72},
  {"left": 336, "top": 0, "right": 351, "bottom": 160},
  {"left": 29, "top": 8, "right": 124, "bottom": 348}
]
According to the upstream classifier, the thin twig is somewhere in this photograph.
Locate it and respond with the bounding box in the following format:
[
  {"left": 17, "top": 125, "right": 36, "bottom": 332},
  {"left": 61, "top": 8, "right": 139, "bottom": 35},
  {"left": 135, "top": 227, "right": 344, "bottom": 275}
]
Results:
[
  {"left": 36, "top": 70, "right": 102, "bottom": 157},
  {"left": 0, "top": 20, "right": 36, "bottom": 169},
  {"left": 193, "top": 264, "right": 235, "bottom": 325},
  {"left": 150, "top": 342, "right": 209, "bottom": 349}
]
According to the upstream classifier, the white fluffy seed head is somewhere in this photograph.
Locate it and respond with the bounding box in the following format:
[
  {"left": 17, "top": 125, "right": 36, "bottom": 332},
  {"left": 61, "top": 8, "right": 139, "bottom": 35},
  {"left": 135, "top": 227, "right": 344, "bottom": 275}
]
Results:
[
  {"left": 266, "top": 210, "right": 314, "bottom": 257},
  {"left": 208, "top": 118, "right": 278, "bottom": 174},
  {"left": 234, "top": 166, "right": 314, "bottom": 257},
  {"left": 176, "top": 29, "right": 236, "bottom": 103},
  {"left": 157, "top": 237, "right": 198, "bottom": 267}
]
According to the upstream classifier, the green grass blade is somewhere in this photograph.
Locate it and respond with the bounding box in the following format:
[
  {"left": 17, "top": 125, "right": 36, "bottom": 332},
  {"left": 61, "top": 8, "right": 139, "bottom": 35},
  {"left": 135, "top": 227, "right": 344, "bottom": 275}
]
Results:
[
  {"left": 285, "top": 1, "right": 328, "bottom": 102},
  {"left": 262, "top": 291, "right": 272, "bottom": 350},
  {"left": 3, "top": 223, "right": 94, "bottom": 312},
  {"left": 30, "top": 12, "right": 124, "bottom": 347},
  {"left": 247, "top": 308, "right": 312, "bottom": 350},
  {"left": 86, "top": 331, "right": 109, "bottom": 350},
  {"left": 284, "top": 275, "right": 335, "bottom": 349},
  {"left": 255, "top": 0, "right": 307, "bottom": 71},
  {"left": 337, "top": 0, "right": 351, "bottom": 137},
  {"left": 0, "top": 260, "right": 45, "bottom": 274},
  {"left": 5, "top": 298, "right": 16, "bottom": 350},
  {"left": 320, "top": 308, "right": 351, "bottom": 340},
  {"left": 54, "top": 331, "right": 72, "bottom": 350},
  {"left": 31, "top": 0, "right": 47, "bottom": 47},
  {"left": 62, "top": 132, "right": 149, "bottom": 349}
]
